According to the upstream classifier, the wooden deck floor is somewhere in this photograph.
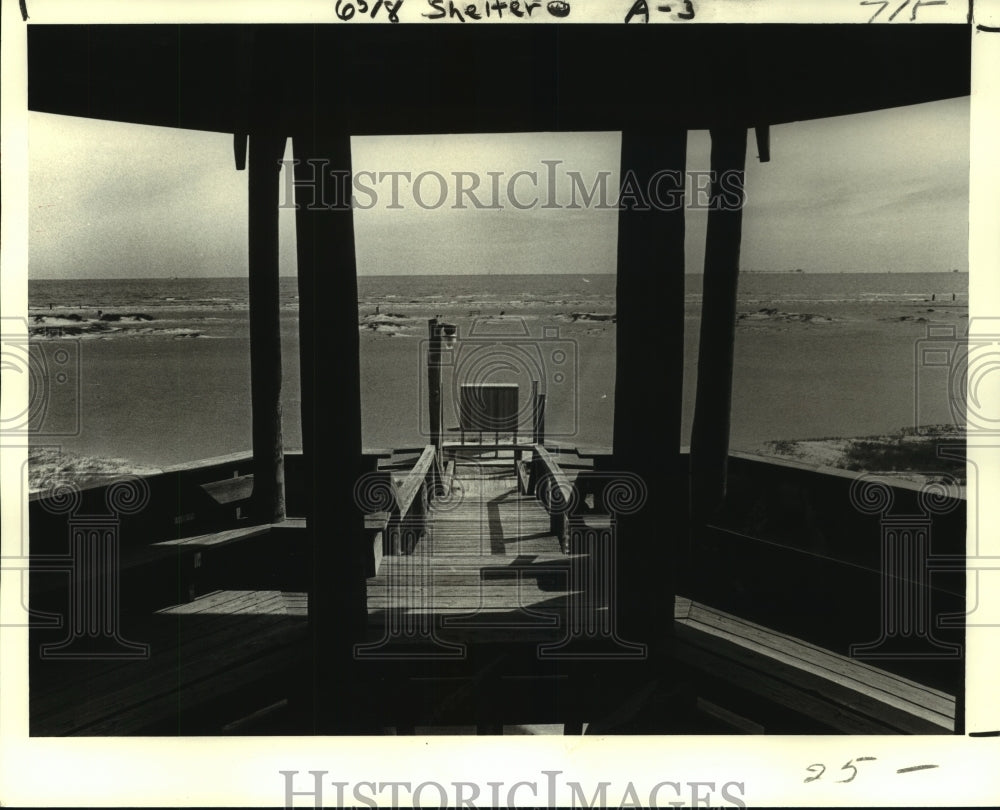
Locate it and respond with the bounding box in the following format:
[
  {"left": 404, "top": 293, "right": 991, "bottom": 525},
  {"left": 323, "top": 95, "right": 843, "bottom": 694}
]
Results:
[{"left": 366, "top": 464, "right": 580, "bottom": 626}]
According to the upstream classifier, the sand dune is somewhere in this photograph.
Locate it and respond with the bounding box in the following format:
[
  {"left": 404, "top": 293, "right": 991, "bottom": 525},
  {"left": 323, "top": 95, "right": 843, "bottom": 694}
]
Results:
[
  {"left": 757, "top": 425, "right": 966, "bottom": 487},
  {"left": 28, "top": 312, "right": 202, "bottom": 340},
  {"left": 28, "top": 448, "right": 162, "bottom": 494}
]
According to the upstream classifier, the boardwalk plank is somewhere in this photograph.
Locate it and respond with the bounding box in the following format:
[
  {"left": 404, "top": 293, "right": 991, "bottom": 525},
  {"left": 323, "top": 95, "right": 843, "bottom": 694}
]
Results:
[{"left": 367, "top": 471, "right": 576, "bottom": 623}]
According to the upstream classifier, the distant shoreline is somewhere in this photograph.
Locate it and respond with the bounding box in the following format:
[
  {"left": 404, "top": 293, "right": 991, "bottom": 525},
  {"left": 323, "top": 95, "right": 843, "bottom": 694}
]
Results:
[{"left": 28, "top": 270, "right": 968, "bottom": 282}]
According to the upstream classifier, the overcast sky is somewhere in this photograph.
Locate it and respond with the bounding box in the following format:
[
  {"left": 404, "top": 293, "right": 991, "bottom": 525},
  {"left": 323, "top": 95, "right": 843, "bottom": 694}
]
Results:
[{"left": 28, "top": 95, "right": 968, "bottom": 279}]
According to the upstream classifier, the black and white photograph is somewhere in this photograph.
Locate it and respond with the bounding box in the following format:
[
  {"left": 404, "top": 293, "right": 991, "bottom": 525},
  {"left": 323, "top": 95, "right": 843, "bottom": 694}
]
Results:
[{"left": 2, "top": 1, "right": 999, "bottom": 806}]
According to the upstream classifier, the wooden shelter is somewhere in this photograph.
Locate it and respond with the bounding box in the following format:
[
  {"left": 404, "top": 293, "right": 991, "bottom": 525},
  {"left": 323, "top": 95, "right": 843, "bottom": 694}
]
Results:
[{"left": 26, "top": 23, "right": 969, "bottom": 734}]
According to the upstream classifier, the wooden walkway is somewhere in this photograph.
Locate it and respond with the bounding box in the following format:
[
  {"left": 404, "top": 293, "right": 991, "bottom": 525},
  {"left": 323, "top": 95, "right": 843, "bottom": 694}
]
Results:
[{"left": 366, "top": 461, "right": 583, "bottom": 632}]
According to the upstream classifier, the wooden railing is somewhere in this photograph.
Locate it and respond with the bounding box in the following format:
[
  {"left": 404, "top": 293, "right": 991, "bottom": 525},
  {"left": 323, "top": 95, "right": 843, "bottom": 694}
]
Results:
[
  {"left": 525, "top": 445, "right": 577, "bottom": 549},
  {"left": 28, "top": 452, "right": 311, "bottom": 619},
  {"left": 373, "top": 445, "right": 437, "bottom": 559},
  {"left": 28, "top": 451, "right": 300, "bottom": 560},
  {"left": 685, "top": 449, "right": 966, "bottom": 697}
]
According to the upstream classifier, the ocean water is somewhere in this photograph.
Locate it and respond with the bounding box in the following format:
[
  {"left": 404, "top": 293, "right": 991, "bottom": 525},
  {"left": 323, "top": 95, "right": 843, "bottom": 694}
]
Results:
[
  {"left": 26, "top": 273, "right": 968, "bottom": 468},
  {"left": 27, "top": 271, "right": 965, "bottom": 313}
]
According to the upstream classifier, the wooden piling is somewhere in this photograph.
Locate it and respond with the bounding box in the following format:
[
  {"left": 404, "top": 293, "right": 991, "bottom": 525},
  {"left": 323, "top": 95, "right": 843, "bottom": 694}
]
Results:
[
  {"left": 613, "top": 130, "right": 688, "bottom": 661},
  {"left": 428, "top": 319, "right": 443, "bottom": 451},
  {"left": 530, "top": 380, "right": 539, "bottom": 443},
  {"left": 535, "top": 393, "right": 546, "bottom": 447},
  {"left": 690, "top": 127, "right": 748, "bottom": 521},
  {"left": 247, "top": 133, "right": 287, "bottom": 524},
  {"left": 427, "top": 319, "right": 447, "bottom": 495},
  {"left": 293, "top": 129, "right": 369, "bottom": 734}
]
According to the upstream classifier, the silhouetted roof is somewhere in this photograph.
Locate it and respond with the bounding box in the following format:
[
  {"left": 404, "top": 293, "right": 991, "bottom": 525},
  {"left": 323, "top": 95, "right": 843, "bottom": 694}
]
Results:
[{"left": 28, "top": 24, "right": 969, "bottom": 135}]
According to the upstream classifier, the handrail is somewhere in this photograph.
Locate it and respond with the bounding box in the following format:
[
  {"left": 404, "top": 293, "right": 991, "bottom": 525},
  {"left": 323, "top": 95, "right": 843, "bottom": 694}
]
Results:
[
  {"left": 530, "top": 445, "right": 577, "bottom": 547},
  {"left": 393, "top": 445, "right": 436, "bottom": 517},
  {"left": 384, "top": 444, "right": 437, "bottom": 555},
  {"left": 532, "top": 445, "right": 573, "bottom": 494}
]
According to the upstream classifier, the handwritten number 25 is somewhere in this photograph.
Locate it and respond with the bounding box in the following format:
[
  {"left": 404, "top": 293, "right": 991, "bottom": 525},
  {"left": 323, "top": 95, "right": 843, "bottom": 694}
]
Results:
[{"left": 804, "top": 759, "right": 866, "bottom": 784}]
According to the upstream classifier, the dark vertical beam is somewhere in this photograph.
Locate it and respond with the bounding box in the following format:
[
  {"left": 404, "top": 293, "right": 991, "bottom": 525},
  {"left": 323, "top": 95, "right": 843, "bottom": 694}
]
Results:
[
  {"left": 293, "top": 130, "right": 369, "bottom": 733},
  {"left": 428, "top": 319, "right": 443, "bottom": 451},
  {"left": 754, "top": 125, "right": 771, "bottom": 163},
  {"left": 531, "top": 380, "right": 539, "bottom": 443},
  {"left": 535, "top": 393, "right": 546, "bottom": 447},
  {"left": 243, "top": 25, "right": 289, "bottom": 526},
  {"left": 427, "top": 318, "right": 445, "bottom": 495},
  {"left": 248, "top": 133, "right": 288, "bottom": 524},
  {"left": 690, "top": 127, "right": 748, "bottom": 521},
  {"left": 613, "top": 131, "right": 687, "bottom": 661}
]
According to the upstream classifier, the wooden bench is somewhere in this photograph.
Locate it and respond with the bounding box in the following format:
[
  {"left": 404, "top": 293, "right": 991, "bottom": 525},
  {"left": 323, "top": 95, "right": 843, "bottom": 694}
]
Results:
[
  {"left": 673, "top": 597, "right": 955, "bottom": 734},
  {"left": 200, "top": 474, "right": 253, "bottom": 508}
]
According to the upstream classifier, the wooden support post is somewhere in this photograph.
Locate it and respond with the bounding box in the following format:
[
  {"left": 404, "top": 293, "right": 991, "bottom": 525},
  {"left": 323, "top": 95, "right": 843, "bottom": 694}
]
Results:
[
  {"left": 754, "top": 125, "right": 771, "bottom": 163},
  {"left": 535, "top": 393, "right": 546, "bottom": 447},
  {"left": 428, "top": 319, "right": 443, "bottom": 451},
  {"left": 690, "top": 127, "right": 748, "bottom": 522},
  {"left": 613, "top": 131, "right": 688, "bottom": 663},
  {"left": 234, "top": 132, "right": 248, "bottom": 171},
  {"left": 549, "top": 496, "right": 564, "bottom": 540},
  {"left": 248, "top": 133, "right": 287, "bottom": 524},
  {"left": 427, "top": 319, "right": 446, "bottom": 496},
  {"left": 293, "top": 130, "right": 369, "bottom": 734},
  {"left": 438, "top": 379, "right": 444, "bottom": 446},
  {"left": 531, "top": 380, "right": 539, "bottom": 443}
]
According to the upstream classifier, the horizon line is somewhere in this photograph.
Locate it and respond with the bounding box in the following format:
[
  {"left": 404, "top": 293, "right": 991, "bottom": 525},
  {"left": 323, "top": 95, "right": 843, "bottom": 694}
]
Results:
[{"left": 29, "top": 269, "right": 969, "bottom": 281}]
